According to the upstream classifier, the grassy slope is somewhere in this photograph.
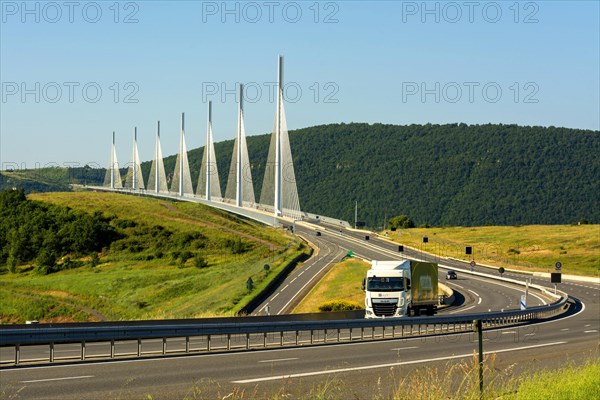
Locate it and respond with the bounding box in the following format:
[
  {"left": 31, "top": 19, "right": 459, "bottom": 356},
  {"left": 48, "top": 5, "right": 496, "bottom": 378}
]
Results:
[
  {"left": 385, "top": 225, "right": 599, "bottom": 277},
  {"left": 293, "top": 259, "right": 370, "bottom": 313},
  {"left": 0, "top": 192, "right": 304, "bottom": 323}
]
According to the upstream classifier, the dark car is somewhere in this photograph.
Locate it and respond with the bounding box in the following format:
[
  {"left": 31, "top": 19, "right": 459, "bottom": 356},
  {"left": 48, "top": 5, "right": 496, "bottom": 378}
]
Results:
[
  {"left": 446, "top": 270, "right": 457, "bottom": 280},
  {"left": 315, "top": 231, "right": 321, "bottom": 236}
]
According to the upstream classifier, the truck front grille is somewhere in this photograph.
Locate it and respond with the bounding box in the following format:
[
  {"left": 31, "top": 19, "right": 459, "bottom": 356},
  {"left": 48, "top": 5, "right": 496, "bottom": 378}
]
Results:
[{"left": 372, "top": 301, "right": 398, "bottom": 317}]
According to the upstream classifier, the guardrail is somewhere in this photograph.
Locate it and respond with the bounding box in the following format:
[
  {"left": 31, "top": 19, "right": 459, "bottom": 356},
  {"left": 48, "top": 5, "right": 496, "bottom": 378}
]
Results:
[{"left": 0, "top": 289, "right": 569, "bottom": 367}]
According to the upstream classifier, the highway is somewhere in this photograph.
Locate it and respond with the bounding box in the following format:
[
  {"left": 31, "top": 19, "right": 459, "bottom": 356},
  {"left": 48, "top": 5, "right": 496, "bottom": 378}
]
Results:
[{"left": 1, "top": 221, "right": 597, "bottom": 399}]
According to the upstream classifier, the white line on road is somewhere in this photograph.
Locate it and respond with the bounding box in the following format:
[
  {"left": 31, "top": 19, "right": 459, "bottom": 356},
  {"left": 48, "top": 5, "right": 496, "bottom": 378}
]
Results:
[
  {"left": 390, "top": 346, "right": 418, "bottom": 351},
  {"left": 584, "top": 330, "right": 598, "bottom": 333},
  {"left": 21, "top": 375, "right": 94, "bottom": 383},
  {"left": 501, "top": 331, "right": 517, "bottom": 335},
  {"left": 449, "top": 305, "right": 476, "bottom": 314},
  {"left": 258, "top": 358, "right": 299, "bottom": 363},
  {"left": 277, "top": 252, "right": 344, "bottom": 315},
  {"left": 231, "top": 342, "right": 567, "bottom": 383},
  {"left": 448, "top": 283, "right": 464, "bottom": 289},
  {"left": 281, "top": 284, "right": 289, "bottom": 292},
  {"left": 560, "top": 328, "right": 569, "bottom": 331}
]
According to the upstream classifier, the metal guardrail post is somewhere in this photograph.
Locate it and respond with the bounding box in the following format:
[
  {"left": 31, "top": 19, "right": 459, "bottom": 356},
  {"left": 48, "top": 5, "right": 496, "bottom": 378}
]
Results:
[
  {"left": 207, "top": 335, "right": 211, "bottom": 352},
  {"left": 264, "top": 332, "right": 267, "bottom": 347},
  {"left": 81, "top": 341, "right": 86, "bottom": 360},
  {"left": 383, "top": 326, "right": 386, "bottom": 338},
  {"left": 15, "top": 344, "right": 20, "bottom": 365},
  {"left": 361, "top": 327, "right": 364, "bottom": 340},
  {"left": 137, "top": 339, "right": 141, "bottom": 357},
  {"left": 50, "top": 342, "right": 54, "bottom": 362},
  {"left": 295, "top": 330, "right": 299, "bottom": 345},
  {"left": 162, "top": 338, "right": 166, "bottom": 355},
  {"left": 280, "top": 331, "right": 284, "bottom": 346},
  {"left": 324, "top": 329, "right": 327, "bottom": 343},
  {"left": 185, "top": 336, "right": 189, "bottom": 353},
  {"left": 349, "top": 327, "right": 353, "bottom": 341},
  {"left": 110, "top": 340, "right": 115, "bottom": 358},
  {"left": 227, "top": 334, "right": 231, "bottom": 350},
  {"left": 246, "top": 333, "right": 250, "bottom": 349},
  {"left": 371, "top": 326, "right": 375, "bottom": 339},
  {"left": 310, "top": 330, "right": 314, "bottom": 344},
  {"left": 337, "top": 328, "right": 340, "bottom": 342}
]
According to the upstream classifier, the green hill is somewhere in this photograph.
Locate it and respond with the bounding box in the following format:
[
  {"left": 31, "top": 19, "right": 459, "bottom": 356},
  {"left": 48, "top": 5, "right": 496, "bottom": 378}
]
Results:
[
  {"left": 147, "top": 123, "right": 599, "bottom": 227},
  {"left": 0, "top": 191, "right": 304, "bottom": 323}
]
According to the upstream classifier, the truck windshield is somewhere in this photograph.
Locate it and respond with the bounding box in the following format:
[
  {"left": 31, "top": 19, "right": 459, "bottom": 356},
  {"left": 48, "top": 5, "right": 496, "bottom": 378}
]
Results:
[{"left": 367, "top": 277, "right": 404, "bottom": 292}]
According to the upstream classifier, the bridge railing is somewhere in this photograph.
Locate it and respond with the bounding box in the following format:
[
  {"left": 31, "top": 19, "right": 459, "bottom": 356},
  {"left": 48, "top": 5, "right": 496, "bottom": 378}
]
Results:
[{"left": 0, "top": 289, "right": 569, "bottom": 366}]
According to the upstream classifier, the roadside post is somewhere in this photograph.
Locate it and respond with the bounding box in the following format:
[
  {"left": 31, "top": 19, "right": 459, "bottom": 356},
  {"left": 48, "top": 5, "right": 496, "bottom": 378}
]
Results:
[
  {"left": 470, "top": 260, "right": 476, "bottom": 272},
  {"left": 473, "top": 319, "right": 484, "bottom": 399}
]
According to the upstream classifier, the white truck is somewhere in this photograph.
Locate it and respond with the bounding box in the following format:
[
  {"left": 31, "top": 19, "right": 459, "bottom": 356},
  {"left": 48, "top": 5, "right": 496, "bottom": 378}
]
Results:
[{"left": 363, "top": 260, "right": 439, "bottom": 318}]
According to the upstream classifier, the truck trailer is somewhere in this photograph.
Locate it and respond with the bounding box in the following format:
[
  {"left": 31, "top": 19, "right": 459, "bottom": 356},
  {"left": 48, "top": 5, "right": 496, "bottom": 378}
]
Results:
[{"left": 363, "top": 260, "right": 439, "bottom": 318}]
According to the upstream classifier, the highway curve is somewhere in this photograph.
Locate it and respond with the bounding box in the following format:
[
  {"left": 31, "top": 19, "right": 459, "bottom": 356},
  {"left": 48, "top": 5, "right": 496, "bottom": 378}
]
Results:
[{"left": 0, "top": 222, "right": 597, "bottom": 399}]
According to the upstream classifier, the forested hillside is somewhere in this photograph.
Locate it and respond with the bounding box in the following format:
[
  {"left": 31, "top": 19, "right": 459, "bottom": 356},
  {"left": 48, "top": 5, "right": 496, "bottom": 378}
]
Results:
[
  {"left": 4, "top": 123, "right": 597, "bottom": 227},
  {"left": 145, "top": 123, "right": 599, "bottom": 227}
]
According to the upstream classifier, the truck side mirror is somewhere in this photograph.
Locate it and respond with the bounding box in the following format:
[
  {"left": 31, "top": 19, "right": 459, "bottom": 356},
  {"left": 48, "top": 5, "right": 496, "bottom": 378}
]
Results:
[
  {"left": 361, "top": 278, "right": 366, "bottom": 291},
  {"left": 406, "top": 278, "right": 411, "bottom": 290}
]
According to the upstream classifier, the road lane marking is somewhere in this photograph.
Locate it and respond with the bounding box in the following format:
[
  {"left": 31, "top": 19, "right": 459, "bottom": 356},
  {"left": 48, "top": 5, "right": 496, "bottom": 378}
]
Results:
[
  {"left": 231, "top": 342, "right": 567, "bottom": 383},
  {"left": 449, "top": 305, "right": 476, "bottom": 314},
  {"left": 448, "top": 283, "right": 464, "bottom": 289},
  {"left": 290, "top": 278, "right": 297, "bottom": 283},
  {"left": 390, "top": 346, "right": 418, "bottom": 351},
  {"left": 501, "top": 331, "right": 517, "bottom": 335},
  {"left": 21, "top": 375, "right": 94, "bottom": 383},
  {"left": 277, "top": 252, "right": 344, "bottom": 315},
  {"left": 560, "top": 328, "right": 569, "bottom": 331},
  {"left": 281, "top": 284, "right": 289, "bottom": 292},
  {"left": 258, "top": 358, "right": 298, "bottom": 363},
  {"left": 584, "top": 330, "right": 598, "bottom": 333}
]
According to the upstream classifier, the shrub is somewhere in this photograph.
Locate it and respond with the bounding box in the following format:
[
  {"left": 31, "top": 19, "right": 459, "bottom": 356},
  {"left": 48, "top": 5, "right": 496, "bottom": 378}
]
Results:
[
  {"left": 194, "top": 254, "right": 209, "bottom": 269},
  {"left": 318, "top": 300, "right": 364, "bottom": 312}
]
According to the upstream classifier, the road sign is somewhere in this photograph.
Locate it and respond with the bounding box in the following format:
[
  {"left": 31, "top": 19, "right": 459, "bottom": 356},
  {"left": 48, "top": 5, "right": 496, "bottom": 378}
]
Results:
[
  {"left": 555, "top": 262, "right": 562, "bottom": 271},
  {"left": 470, "top": 260, "right": 476, "bottom": 268},
  {"left": 551, "top": 272, "right": 561, "bottom": 283},
  {"left": 520, "top": 294, "right": 526, "bottom": 310}
]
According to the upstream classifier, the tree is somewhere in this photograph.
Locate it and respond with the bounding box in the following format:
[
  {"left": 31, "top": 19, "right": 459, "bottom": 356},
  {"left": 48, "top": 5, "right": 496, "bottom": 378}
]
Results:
[{"left": 388, "top": 214, "right": 415, "bottom": 229}]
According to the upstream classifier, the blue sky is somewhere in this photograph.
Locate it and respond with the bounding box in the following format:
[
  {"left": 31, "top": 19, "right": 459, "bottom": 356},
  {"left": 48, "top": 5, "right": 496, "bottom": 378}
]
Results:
[{"left": 1, "top": 0, "right": 599, "bottom": 168}]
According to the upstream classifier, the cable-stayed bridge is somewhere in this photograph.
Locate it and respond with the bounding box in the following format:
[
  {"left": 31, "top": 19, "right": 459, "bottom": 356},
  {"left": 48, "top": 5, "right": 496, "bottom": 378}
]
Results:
[{"left": 98, "top": 56, "right": 307, "bottom": 227}]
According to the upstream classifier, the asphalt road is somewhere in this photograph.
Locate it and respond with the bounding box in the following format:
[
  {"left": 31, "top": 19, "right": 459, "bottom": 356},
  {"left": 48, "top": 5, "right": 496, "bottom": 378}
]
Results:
[{"left": 3, "top": 221, "right": 595, "bottom": 399}]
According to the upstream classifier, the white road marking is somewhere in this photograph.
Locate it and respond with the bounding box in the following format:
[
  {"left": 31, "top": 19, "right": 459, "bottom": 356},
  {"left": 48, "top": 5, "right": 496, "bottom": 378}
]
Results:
[
  {"left": 584, "top": 330, "right": 598, "bottom": 333},
  {"left": 271, "top": 293, "right": 280, "bottom": 300},
  {"left": 258, "top": 358, "right": 298, "bottom": 363},
  {"left": 290, "top": 278, "right": 297, "bottom": 283},
  {"left": 501, "top": 331, "right": 517, "bottom": 335},
  {"left": 231, "top": 342, "right": 567, "bottom": 383},
  {"left": 560, "top": 328, "right": 569, "bottom": 331},
  {"left": 390, "top": 346, "right": 418, "bottom": 351},
  {"left": 21, "top": 375, "right": 93, "bottom": 383},
  {"left": 277, "top": 252, "right": 344, "bottom": 315},
  {"left": 281, "top": 284, "right": 289, "bottom": 292},
  {"left": 449, "top": 283, "right": 464, "bottom": 289},
  {"left": 449, "top": 305, "right": 476, "bottom": 314}
]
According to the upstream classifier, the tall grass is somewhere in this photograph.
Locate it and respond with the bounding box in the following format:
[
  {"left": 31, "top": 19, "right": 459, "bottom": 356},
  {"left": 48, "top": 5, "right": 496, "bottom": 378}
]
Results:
[{"left": 384, "top": 225, "right": 599, "bottom": 276}]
